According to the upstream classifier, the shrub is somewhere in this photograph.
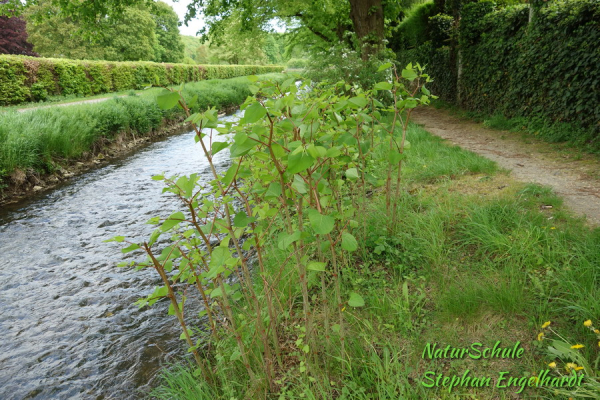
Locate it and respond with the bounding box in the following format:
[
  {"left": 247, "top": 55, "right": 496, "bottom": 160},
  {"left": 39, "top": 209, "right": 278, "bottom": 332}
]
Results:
[{"left": 0, "top": 54, "right": 284, "bottom": 105}]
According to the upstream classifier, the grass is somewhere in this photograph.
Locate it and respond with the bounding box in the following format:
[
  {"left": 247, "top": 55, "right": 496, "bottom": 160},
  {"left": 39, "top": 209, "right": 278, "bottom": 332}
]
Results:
[
  {"left": 0, "top": 73, "right": 286, "bottom": 186},
  {"left": 150, "top": 123, "right": 600, "bottom": 399}
]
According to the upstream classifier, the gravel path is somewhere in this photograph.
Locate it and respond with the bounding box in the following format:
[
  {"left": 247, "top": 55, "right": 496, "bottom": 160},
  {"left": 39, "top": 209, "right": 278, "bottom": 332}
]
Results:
[
  {"left": 412, "top": 107, "right": 600, "bottom": 226},
  {"left": 16, "top": 96, "right": 127, "bottom": 113}
]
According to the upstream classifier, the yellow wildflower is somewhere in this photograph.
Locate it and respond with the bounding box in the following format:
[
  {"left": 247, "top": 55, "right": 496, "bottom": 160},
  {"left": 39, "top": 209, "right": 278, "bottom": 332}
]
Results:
[
  {"left": 575, "top": 366, "right": 584, "bottom": 371},
  {"left": 595, "top": 329, "right": 599, "bottom": 334},
  {"left": 537, "top": 332, "right": 545, "bottom": 341},
  {"left": 584, "top": 320, "right": 592, "bottom": 327},
  {"left": 571, "top": 344, "right": 585, "bottom": 349},
  {"left": 541, "top": 321, "right": 551, "bottom": 329},
  {"left": 548, "top": 362, "right": 557, "bottom": 369},
  {"left": 550, "top": 227, "right": 556, "bottom": 230},
  {"left": 566, "top": 363, "right": 578, "bottom": 372}
]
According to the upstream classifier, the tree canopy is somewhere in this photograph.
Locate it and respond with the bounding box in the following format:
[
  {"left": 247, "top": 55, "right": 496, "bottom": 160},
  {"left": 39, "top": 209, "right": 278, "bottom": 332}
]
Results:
[
  {"left": 24, "top": 1, "right": 184, "bottom": 62},
  {"left": 0, "top": 0, "right": 37, "bottom": 56}
]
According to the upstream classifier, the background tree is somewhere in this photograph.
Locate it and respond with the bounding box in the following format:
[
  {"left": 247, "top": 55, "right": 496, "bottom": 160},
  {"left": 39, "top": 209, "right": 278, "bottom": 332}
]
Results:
[
  {"left": 25, "top": 1, "right": 184, "bottom": 62},
  {"left": 0, "top": 0, "right": 37, "bottom": 56},
  {"left": 152, "top": 1, "right": 185, "bottom": 63}
]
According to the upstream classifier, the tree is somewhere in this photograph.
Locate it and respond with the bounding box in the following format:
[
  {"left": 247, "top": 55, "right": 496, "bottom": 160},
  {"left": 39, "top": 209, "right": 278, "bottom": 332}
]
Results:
[
  {"left": 24, "top": 1, "right": 186, "bottom": 62},
  {"left": 0, "top": 0, "right": 37, "bottom": 56},
  {"left": 151, "top": 1, "right": 185, "bottom": 63}
]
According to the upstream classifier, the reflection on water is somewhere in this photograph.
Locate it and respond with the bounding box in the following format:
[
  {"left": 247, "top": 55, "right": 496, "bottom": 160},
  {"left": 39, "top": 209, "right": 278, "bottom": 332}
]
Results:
[{"left": 0, "top": 113, "right": 237, "bottom": 399}]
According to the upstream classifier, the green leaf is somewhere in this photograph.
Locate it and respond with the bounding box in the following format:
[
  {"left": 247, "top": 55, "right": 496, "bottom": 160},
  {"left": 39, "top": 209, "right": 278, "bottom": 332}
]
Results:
[
  {"left": 308, "top": 209, "right": 335, "bottom": 235},
  {"left": 265, "top": 182, "right": 282, "bottom": 198},
  {"left": 307, "top": 261, "right": 326, "bottom": 272},
  {"left": 278, "top": 231, "right": 301, "bottom": 250},
  {"left": 211, "top": 141, "right": 229, "bottom": 155},
  {"left": 374, "top": 82, "right": 393, "bottom": 90},
  {"left": 156, "top": 91, "right": 180, "bottom": 110},
  {"left": 243, "top": 102, "right": 267, "bottom": 124},
  {"left": 345, "top": 168, "right": 359, "bottom": 180},
  {"left": 151, "top": 175, "right": 164, "bottom": 181},
  {"left": 161, "top": 211, "right": 185, "bottom": 232},
  {"left": 377, "top": 62, "right": 393, "bottom": 72},
  {"left": 402, "top": 68, "right": 418, "bottom": 81},
  {"left": 121, "top": 243, "right": 140, "bottom": 253},
  {"left": 349, "top": 96, "right": 367, "bottom": 108},
  {"left": 104, "top": 236, "right": 125, "bottom": 243},
  {"left": 341, "top": 232, "right": 358, "bottom": 252},
  {"left": 348, "top": 292, "right": 365, "bottom": 307},
  {"left": 287, "top": 152, "right": 314, "bottom": 175},
  {"left": 233, "top": 211, "right": 256, "bottom": 228}
]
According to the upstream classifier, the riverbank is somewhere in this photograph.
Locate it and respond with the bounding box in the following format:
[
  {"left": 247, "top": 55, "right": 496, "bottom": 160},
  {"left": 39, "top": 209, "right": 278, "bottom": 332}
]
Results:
[{"left": 0, "top": 73, "right": 285, "bottom": 206}]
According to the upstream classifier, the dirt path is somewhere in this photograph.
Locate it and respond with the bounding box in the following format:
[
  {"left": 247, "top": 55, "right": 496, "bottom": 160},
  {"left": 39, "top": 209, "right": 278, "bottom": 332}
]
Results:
[
  {"left": 16, "top": 96, "right": 127, "bottom": 113},
  {"left": 412, "top": 107, "right": 600, "bottom": 227}
]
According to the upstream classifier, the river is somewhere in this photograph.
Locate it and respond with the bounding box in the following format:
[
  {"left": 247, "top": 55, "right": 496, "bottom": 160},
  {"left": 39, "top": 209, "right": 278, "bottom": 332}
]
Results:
[{"left": 0, "top": 113, "right": 238, "bottom": 399}]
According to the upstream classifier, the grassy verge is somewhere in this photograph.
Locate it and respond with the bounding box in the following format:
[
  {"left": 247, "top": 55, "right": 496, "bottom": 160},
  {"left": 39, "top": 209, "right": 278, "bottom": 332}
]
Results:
[
  {"left": 150, "top": 123, "right": 599, "bottom": 399},
  {"left": 0, "top": 73, "right": 286, "bottom": 192},
  {"left": 432, "top": 100, "right": 600, "bottom": 156}
]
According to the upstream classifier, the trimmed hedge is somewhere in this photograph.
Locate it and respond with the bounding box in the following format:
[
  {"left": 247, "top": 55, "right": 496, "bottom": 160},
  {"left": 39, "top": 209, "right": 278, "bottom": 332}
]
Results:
[
  {"left": 0, "top": 55, "right": 283, "bottom": 105},
  {"left": 396, "top": 0, "right": 599, "bottom": 141}
]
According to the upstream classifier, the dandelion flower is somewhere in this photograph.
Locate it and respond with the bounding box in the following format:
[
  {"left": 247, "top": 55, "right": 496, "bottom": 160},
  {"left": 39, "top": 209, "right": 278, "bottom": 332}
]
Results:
[
  {"left": 550, "top": 227, "right": 556, "bottom": 230},
  {"left": 575, "top": 366, "right": 584, "bottom": 371},
  {"left": 542, "top": 321, "right": 551, "bottom": 329},
  {"left": 595, "top": 329, "right": 600, "bottom": 334},
  {"left": 537, "top": 332, "right": 545, "bottom": 341},
  {"left": 566, "top": 363, "right": 577, "bottom": 372},
  {"left": 571, "top": 344, "right": 584, "bottom": 349},
  {"left": 584, "top": 320, "right": 592, "bottom": 327},
  {"left": 548, "top": 362, "right": 557, "bottom": 369}
]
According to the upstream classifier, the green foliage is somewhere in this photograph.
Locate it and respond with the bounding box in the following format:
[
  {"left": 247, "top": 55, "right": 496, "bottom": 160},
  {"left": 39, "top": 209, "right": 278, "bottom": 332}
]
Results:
[
  {"left": 390, "top": 2, "right": 437, "bottom": 51},
  {"left": 0, "top": 73, "right": 285, "bottom": 177},
  {"left": 397, "top": 0, "right": 600, "bottom": 147},
  {"left": 25, "top": 0, "right": 184, "bottom": 63},
  {"left": 460, "top": 0, "right": 599, "bottom": 141},
  {"left": 305, "top": 46, "right": 395, "bottom": 90},
  {"left": 152, "top": 1, "right": 185, "bottom": 63},
  {"left": 0, "top": 54, "right": 283, "bottom": 105}
]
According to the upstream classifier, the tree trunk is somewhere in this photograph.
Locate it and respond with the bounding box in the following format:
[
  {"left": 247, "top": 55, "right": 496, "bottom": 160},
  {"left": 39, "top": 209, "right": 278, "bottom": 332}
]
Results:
[{"left": 348, "top": 0, "right": 384, "bottom": 59}]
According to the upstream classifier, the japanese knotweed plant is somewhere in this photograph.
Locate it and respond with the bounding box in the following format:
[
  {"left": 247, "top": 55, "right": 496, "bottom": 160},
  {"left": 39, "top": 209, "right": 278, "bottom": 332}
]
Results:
[{"left": 107, "top": 63, "right": 433, "bottom": 391}]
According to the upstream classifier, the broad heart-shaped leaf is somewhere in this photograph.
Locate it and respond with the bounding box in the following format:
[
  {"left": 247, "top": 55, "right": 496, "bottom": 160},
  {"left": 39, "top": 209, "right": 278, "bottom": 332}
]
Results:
[
  {"left": 308, "top": 209, "right": 335, "bottom": 235},
  {"left": 401, "top": 68, "right": 418, "bottom": 82},
  {"left": 265, "top": 182, "right": 282, "bottom": 198},
  {"left": 377, "top": 62, "right": 393, "bottom": 72},
  {"left": 211, "top": 141, "right": 229, "bottom": 155},
  {"left": 287, "top": 152, "right": 314, "bottom": 175},
  {"left": 374, "top": 81, "right": 393, "bottom": 91},
  {"left": 348, "top": 292, "right": 365, "bottom": 307},
  {"left": 348, "top": 96, "right": 368, "bottom": 108},
  {"left": 278, "top": 231, "right": 301, "bottom": 250},
  {"left": 243, "top": 102, "right": 267, "bottom": 124},
  {"left": 233, "top": 211, "right": 256, "bottom": 228},
  {"left": 307, "top": 261, "right": 326, "bottom": 272},
  {"left": 345, "top": 168, "right": 359, "bottom": 180},
  {"left": 161, "top": 211, "right": 185, "bottom": 232},
  {"left": 341, "top": 232, "right": 358, "bottom": 252},
  {"left": 156, "top": 91, "right": 180, "bottom": 110}
]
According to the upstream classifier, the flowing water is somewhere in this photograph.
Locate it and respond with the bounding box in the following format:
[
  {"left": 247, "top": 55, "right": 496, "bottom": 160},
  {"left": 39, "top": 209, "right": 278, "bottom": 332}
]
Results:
[{"left": 0, "top": 113, "right": 238, "bottom": 399}]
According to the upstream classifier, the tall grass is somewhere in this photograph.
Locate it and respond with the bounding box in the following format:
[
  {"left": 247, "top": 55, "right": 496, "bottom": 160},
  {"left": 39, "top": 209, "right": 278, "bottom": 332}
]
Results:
[{"left": 0, "top": 73, "right": 285, "bottom": 180}]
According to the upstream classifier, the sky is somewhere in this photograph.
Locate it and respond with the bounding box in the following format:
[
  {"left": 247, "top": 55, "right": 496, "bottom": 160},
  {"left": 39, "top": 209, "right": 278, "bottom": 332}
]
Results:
[{"left": 161, "top": 0, "right": 205, "bottom": 36}]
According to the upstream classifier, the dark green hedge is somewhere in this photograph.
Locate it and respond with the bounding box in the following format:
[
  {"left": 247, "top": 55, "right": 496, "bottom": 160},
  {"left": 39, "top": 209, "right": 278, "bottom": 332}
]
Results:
[
  {"left": 396, "top": 0, "right": 599, "bottom": 140},
  {"left": 0, "top": 55, "right": 283, "bottom": 106}
]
